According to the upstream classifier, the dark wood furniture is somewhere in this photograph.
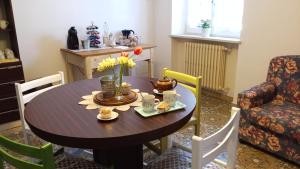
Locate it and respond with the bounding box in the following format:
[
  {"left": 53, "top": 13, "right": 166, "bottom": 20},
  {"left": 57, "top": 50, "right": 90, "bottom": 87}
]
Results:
[
  {"left": 24, "top": 77, "right": 196, "bottom": 169},
  {"left": 0, "top": 0, "right": 25, "bottom": 124}
]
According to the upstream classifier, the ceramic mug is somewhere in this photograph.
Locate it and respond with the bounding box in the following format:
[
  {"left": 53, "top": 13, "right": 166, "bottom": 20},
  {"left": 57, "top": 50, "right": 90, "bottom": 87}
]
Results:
[
  {"left": 0, "top": 20, "right": 9, "bottom": 30},
  {"left": 142, "top": 94, "right": 160, "bottom": 112},
  {"left": 163, "top": 90, "right": 177, "bottom": 107}
]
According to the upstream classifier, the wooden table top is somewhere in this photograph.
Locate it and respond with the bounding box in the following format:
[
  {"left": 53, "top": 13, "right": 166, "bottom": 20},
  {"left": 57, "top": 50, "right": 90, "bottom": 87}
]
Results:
[
  {"left": 24, "top": 77, "right": 195, "bottom": 149},
  {"left": 60, "top": 44, "right": 156, "bottom": 58}
]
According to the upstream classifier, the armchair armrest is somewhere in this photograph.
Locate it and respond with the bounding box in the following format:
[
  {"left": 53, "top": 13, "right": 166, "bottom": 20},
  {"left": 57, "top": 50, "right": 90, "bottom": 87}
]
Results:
[{"left": 238, "top": 81, "right": 276, "bottom": 110}]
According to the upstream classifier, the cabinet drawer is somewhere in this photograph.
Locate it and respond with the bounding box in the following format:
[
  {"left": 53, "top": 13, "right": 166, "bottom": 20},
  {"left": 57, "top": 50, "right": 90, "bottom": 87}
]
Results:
[
  {"left": 0, "top": 80, "right": 24, "bottom": 98},
  {"left": 0, "top": 109, "right": 20, "bottom": 124},
  {"left": 0, "top": 65, "right": 24, "bottom": 83},
  {"left": 0, "top": 97, "right": 18, "bottom": 113}
]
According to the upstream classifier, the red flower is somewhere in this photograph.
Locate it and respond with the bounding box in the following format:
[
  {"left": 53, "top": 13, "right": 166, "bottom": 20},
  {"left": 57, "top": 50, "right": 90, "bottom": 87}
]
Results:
[
  {"left": 121, "top": 52, "right": 129, "bottom": 57},
  {"left": 134, "top": 47, "right": 143, "bottom": 55}
]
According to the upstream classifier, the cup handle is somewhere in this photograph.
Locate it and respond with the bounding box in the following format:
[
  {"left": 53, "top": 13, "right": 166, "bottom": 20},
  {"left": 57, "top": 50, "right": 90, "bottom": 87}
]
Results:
[
  {"left": 172, "top": 79, "right": 178, "bottom": 89},
  {"left": 154, "top": 99, "right": 160, "bottom": 105}
]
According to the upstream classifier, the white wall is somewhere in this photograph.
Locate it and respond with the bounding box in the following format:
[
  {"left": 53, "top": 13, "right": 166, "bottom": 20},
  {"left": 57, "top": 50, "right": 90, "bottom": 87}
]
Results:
[
  {"left": 12, "top": 0, "right": 154, "bottom": 81},
  {"left": 152, "top": 0, "right": 172, "bottom": 78},
  {"left": 153, "top": 0, "right": 300, "bottom": 101},
  {"left": 233, "top": 0, "right": 300, "bottom": 102}
]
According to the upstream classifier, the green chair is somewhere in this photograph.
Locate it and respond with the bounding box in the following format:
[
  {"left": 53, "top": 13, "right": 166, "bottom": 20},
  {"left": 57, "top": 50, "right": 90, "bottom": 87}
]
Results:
[{"left": 0, "top": 136, "right": 105, "bottom": 169}]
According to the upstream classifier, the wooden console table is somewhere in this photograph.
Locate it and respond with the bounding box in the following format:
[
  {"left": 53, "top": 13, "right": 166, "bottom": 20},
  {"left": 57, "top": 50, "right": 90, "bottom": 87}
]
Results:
[{"left": 61, "top": 44, "right": 156, "bottom": 82}]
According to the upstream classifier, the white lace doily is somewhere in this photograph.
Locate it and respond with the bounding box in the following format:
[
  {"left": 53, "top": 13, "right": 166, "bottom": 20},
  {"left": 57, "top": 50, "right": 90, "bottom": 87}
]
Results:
[{"left": 78, "top": 89, "right": 148, "bottom": 111}]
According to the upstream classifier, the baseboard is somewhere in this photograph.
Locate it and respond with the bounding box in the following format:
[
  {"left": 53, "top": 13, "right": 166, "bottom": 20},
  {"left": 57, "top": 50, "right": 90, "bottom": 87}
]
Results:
[{"left": 0, "top": 120, "right": 21, "bottom": 132}]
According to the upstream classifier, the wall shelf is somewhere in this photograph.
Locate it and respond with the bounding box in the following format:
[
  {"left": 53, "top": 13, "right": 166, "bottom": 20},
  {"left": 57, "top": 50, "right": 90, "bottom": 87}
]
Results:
[{"left": 0, "top": 29, "right": 12, "bottom": 32}]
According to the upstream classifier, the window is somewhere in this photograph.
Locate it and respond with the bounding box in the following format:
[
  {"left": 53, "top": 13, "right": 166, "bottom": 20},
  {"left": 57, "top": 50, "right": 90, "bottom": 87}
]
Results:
[{"left": 186, "top": 0, "right": 244, "bottom": 38}]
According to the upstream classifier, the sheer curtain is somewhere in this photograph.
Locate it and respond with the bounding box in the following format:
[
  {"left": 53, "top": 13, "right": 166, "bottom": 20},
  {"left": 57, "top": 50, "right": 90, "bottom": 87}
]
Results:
[
  {"left": 187, "top": 0, "right": 212, "bottom": 28},
  {"left": 211, "top": 0, "right": 244, "bottom": 38},
  {"left": 186, "top": 0, "right": 244, "bottom": 38}
]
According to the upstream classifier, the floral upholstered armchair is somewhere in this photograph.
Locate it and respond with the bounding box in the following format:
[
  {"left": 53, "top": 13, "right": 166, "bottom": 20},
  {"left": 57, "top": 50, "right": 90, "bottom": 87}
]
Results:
[{"left": 238, "top": 55, "right": 300, "bottom": 165}]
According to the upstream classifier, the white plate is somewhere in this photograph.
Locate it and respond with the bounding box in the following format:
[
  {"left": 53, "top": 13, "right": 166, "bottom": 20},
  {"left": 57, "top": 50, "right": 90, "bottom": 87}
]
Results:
[
  {"left": 97, "top": 111, "right": 119, "bottom": 121},
  {"left": 153, "top": 89, "right": 163, "bottom": 95}
]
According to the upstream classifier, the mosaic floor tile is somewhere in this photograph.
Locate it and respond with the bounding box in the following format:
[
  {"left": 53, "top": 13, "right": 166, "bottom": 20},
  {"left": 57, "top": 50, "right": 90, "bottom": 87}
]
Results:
[{"left": 0, "top": 92, "right": 299, "bottom": 169}]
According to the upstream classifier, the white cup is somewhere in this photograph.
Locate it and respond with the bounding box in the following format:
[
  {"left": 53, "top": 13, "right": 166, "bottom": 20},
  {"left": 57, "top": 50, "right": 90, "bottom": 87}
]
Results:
[
  {"left": 81, "top": 40, "right": 90, "bottom": 49},
  {"left": 142, "top": 94, "right": 160, "bottom": 112},
  {"left": 163, "top": 90, "right": 177, "bottom": 107},
  {"left": 0, "top": 20, "right": 9, "bottom": 30}
]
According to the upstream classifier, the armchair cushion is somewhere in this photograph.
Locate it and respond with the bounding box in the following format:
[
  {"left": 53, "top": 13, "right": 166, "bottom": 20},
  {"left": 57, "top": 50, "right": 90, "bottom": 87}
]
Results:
[
  {"left": 238, "top": 82, "right": 276, "bottom": 110},
  {"left": 241, "top": 100, "right": 300, "bottom": 143},
  {"left": 266, "top": 55, "right": 300, "bottom": 104}
]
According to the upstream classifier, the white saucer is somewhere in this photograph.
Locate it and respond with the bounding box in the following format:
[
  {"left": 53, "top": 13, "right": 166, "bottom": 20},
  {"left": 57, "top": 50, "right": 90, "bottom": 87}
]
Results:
[
  {"left": 97, "top": 111, "right": 119, "bottom": 121},
  {"left": 153, "top": 89, "right": 163, "bottom": 95}
]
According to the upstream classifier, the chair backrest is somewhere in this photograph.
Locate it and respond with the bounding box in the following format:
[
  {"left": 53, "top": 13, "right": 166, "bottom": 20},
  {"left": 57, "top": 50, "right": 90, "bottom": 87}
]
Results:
[
  {"left": 15, "top": 71, "right": 65, "bottom": 130},
  {"left": 191, "top": 107, "right": 240, "bottom": 169},
  {"left": 163, "top": 68, "right": 202, "bottom": 125},
  {"left": 266, "top": 55, "right": 300, "bottom": 104},
  {"left": 0, "top": 136, "right": 55, "bottom": 169}
]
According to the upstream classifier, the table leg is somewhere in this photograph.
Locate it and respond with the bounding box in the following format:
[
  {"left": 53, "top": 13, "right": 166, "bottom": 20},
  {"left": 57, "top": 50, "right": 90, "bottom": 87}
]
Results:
[
  {"left": 148, "top": 48, "right": 153, "bottom": 78},
  {"left": 84, "top": 57, "right": 93, "bottom": 79},
  {"left": 93, "top": 144, "right": 143, "bottom": 169},
  {"left": 147, "top": 59, "right": 152, "bottom": 78},
  {"left": 64, "top": 55, "right": 74, "bottom": 83}
]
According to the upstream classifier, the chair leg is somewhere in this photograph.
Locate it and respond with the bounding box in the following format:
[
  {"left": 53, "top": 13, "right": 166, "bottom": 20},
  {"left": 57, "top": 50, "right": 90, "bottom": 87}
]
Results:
[
  {"left": 160, "top": 136, "right": 173, "bottom": 153},
  {"left": 144, "top": 142, "right": 161, "bottom": 155},
  {"left": 194, "top": 124, "right": 200, "bottom": 136},
  {"left": 172, "top": 141, "right": 192, "bottom": 153},
  {"left": 23, "top": 130, "right": 30, "bottom": 144},
  {"left": 0, "top": 158, "right": 4, "bottom": 169},
  {"left": 226, "top": 130, "right": 238, "bottom": 169}
]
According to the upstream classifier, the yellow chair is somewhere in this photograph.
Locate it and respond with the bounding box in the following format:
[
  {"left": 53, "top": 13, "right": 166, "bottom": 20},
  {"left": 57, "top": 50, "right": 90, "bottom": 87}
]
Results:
[{"left": 145, "top": 68, "right": 202, "bottom": 154}]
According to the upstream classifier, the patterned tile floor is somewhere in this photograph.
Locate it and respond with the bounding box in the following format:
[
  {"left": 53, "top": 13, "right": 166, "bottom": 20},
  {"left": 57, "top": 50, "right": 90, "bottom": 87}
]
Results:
[{"left": 1, "top": 92, "right": 299, "bottom": 169}]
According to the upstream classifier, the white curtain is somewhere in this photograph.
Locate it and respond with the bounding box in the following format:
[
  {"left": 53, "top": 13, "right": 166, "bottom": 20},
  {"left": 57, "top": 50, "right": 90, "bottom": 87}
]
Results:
[
  {"left": 212, "top": 0, "right": 244, "bottom": 38},
  {"left": 186, "top": 0, "right": 244, "bottom": 38},
  {"left": 187, "top": 0, "right": 212, "bottom": 28}
]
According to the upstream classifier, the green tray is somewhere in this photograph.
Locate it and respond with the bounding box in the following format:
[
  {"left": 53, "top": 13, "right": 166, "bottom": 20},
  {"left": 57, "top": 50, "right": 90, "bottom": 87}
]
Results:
[{"left": 134, "top": 101, "right": 186, "bottom": 118}]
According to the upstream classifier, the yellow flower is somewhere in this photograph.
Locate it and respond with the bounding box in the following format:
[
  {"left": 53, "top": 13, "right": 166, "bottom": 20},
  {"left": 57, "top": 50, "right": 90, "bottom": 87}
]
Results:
[
  {"left": 97, "top": 57, "right": 116, "bottom": 72},
  {"left": 128, "top": 59, "right": 136, "bottom": 68},
  {"left": 117, "top": 56, "right": 128, "bottom": 64}
]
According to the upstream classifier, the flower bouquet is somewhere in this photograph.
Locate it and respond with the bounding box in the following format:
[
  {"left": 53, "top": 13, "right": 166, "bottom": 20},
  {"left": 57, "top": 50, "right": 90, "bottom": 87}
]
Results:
[{"left": 97, "top": 47, "right": 143, "bottom": 97}]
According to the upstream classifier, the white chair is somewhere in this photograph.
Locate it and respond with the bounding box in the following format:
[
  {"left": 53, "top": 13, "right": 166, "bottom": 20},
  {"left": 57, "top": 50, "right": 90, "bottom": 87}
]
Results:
[
  {"left": 144, "top": 107, "right": 240, "bottom": 169},
  {"left": 15, "top": 71, "right": 65, "bottom": 143}
]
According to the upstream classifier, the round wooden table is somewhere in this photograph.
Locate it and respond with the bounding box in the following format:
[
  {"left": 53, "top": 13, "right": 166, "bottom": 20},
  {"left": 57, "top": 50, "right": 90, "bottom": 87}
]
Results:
[{"left": 24, "top": 76, "right": 196, "bottom": 169}]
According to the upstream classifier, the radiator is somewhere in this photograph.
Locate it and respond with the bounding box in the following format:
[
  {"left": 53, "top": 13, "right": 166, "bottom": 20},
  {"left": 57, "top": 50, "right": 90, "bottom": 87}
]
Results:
[{"left": 184, "top": 42, "right": 227, "bottom": 91}]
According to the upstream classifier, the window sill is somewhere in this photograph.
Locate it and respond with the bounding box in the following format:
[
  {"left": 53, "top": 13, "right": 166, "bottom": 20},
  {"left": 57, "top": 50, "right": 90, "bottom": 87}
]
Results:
[{"left": 170, "top": 34, "right": 241, "bottom": 44}]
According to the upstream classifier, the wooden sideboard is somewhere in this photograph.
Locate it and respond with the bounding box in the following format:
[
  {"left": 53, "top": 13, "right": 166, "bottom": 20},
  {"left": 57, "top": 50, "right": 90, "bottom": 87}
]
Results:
[{"left": 60, "top": 44, "right": 156, "bottom": 82}]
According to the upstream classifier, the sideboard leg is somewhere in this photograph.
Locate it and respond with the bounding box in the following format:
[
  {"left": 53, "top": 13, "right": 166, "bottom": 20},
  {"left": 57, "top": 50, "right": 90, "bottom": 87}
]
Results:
[{"left": 84, "top": 57, "right": 93, "bottom": 79}]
